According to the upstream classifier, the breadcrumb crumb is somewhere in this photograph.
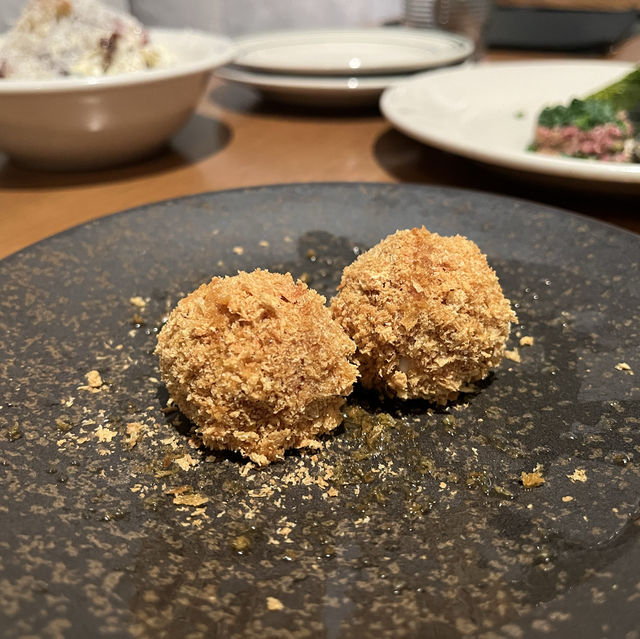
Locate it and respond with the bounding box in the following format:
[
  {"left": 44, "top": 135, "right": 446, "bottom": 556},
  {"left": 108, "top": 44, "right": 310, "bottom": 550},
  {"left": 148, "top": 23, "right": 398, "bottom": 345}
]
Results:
[
  {"left": 86, "top": 370, "right": 103, "bottom": 388},
  {"left": 173, "top": 493, "right": 209, "bottom": 507},
  {"left": 615, "top": 362, "right": 634, "bottom": 375},
  {"left": 521, "top": 471, "right": 544, "bottom": 488},
  {"left": 504, "top": 349, "right": 521, "bottom": 362},
  {"left": 266, "top": 596, "right": 285, "bottom": 611},
  {"left": 567, "top": 468, "right": 587, "bottom": 483}
]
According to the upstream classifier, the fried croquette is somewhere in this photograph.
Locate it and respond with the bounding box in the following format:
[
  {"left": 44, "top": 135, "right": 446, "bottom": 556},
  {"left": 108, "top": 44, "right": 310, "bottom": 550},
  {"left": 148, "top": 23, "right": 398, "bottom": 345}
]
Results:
[
  {"left": 155, "top": 269, "right": 358, "bottom": 465},
  {"left": 330, "top": 227, "right": 516, "bottom": 404}
]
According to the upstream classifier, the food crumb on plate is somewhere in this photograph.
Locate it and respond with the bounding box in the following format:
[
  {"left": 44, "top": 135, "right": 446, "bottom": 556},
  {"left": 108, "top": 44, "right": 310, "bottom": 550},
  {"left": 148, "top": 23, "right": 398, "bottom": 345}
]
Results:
[
  {"left": 95, "top": 425, "right": 117, "bottom": 442},
  {"left": 504, "top": 348, "right": 521, "bottom": 362},
  {"left": 521, "top": 471, "right": 544, "bottom": 488},
  {"left": 172, "top": 493, "right": 209, "bottom": 507},
  {"left": 129, "top": 296, "right": 147, "bottom": 308},
  {"left": 615, "top": 362, "right": 634, "bottom": 375},
  {"left": 567, "top": 468, "right": 588, "bottom": 483},
  {"left": 266, "top": 596, "right": 285, "bottom": 611},
  {"left": 124, "top": 421, "right": 144, "bottom": 448},
  {"left": 85, "top": 369, "right": 103, "bottom": 388},
  {"left": 173, "top": 454, "right": 199, "bottom": 471}
]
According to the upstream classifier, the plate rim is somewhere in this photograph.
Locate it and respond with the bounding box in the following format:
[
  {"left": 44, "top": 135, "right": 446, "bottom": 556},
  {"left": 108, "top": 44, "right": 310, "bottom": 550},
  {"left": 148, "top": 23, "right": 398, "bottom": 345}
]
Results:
[
  {"left": 4, "top": 181, "right": 638, "bottom": 266},
  {"left": 231, "top": 27, "right": 474, "bottom": 76},
  {"left": 215, "top": 64, "right": 412, "bottom": 95}
]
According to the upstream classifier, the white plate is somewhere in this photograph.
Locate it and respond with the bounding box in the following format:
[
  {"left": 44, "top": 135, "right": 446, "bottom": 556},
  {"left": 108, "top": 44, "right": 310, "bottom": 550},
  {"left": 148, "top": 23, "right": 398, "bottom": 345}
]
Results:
[
  {"left": 232, "top": 28, "right": 473, "bottom": 76},
  {"left": 0, "top": 28, "right": 234, "bottom": 170},
  {"left": 216, "top": 65, "right": 414, "bottom": 107},
  {"left": 380, "top": 61, "right": 640, "bottom": 186}
]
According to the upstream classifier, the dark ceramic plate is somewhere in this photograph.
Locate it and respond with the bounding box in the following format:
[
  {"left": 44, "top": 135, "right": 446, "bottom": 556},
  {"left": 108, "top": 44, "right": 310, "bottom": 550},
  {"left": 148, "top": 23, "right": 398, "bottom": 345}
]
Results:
[
  {"left": 1, "top": 183, "right": 639, "bottom": 639},
  {"left": 485, "top": 8, "right": 638, "bottom": 51}
]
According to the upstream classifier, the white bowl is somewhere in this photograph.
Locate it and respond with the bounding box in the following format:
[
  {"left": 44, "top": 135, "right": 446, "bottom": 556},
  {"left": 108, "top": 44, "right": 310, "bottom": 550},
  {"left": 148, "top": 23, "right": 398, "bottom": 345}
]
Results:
[{"left": 0, "top": 28, "right": 234, "bottom": 170}]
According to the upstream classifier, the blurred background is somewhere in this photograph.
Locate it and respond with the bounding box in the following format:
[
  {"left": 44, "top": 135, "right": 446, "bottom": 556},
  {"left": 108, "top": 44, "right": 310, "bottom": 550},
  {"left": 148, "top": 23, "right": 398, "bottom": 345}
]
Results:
[
  {"left": 2, "top": 0, "right": 638, "bottom": 53},
  {"left": 0, "top": 0, "right": 403, "bottom": 35}
]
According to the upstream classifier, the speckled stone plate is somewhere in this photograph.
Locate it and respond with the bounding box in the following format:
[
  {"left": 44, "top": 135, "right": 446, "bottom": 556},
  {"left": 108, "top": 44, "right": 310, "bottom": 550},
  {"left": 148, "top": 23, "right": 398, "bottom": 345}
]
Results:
[{"left": 1, "top": 183, "right": 639, "bottom": 639}]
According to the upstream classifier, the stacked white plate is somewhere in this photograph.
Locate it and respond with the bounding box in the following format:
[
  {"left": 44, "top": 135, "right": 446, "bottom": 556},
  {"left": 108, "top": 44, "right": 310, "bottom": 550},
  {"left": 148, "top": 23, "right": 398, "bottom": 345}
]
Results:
[{"left": 215, "top": 27, "right": 474, "bottom": 107}]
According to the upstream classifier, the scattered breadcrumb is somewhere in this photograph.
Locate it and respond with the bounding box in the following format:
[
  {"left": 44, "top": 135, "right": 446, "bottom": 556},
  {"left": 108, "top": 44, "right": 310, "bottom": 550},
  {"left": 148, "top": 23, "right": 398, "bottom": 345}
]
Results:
[
  {"left": 615, "top": 362, "right": 634, "bottom": 375},
  {"left": 504, "top": 349, "right": 521, "bottom": 362},
  {"left": 562, "top": 496, "right": 574, "bottom": 502},
  {"left": 165, "top": 485, "right": 191, "bottom": 495},
  {"left": 232, "top": 246, "right": 244, "bottom": 255},
  {"left": 124, "top": 421, "right": 144, "bottom": 448},
  {"left": 519, "top": 336, "right": 534, "bottom": 346},
  {"left": 239, "top": 462, "right": 255, "bottom": 477},
  {"left": 567, "top": 468, "right": 587, "bottom": 483},
  {"left": 165, "top": 483, "right": 209, "bottom": 506},
  {"left": 173, "top": 454, "right": 199, "bottom": 471},
  {"left": 55, "top": 417, "right": 72, "bottom": 432},
  {"left": 173, "top": 493, "right": 209, "bottom": 507},
  {"left": 86, "top": 370, "right": 103, "bottom": 388},
  {"left": 95, "top": 425, "right": 117, "bottom": 442},
  {"left": 129, "top": 296, "right": 147, "bottom": 308},
  {"left": 266, "top": 597, "right": 285, "bottom": 611},
  {"left": 521, "top": 471, "right": 544, "bottom": 488}
]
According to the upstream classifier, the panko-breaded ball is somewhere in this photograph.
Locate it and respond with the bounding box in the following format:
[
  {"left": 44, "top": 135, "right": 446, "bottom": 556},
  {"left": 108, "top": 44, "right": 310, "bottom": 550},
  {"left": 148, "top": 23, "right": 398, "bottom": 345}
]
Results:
[
  {"left": 155, "top": 269, "right": 358, "bottom": 466},
  {"left": 330, "top": 227, "right": 516, "bottom": 404}
]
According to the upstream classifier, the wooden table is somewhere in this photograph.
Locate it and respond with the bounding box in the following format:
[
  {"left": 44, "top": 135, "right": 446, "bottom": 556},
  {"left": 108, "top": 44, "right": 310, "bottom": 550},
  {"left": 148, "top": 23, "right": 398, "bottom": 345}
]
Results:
[{"left": 1, "top": 36, "right": 639, "bottom": 260}]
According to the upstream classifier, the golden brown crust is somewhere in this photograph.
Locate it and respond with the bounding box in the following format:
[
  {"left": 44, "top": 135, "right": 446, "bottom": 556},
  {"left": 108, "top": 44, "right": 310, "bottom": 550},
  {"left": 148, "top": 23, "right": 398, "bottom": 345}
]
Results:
[
  {"left": 155, "top": 269, "right": 358, "bottom": 465},
  {"left": 330, "top": 227, "right": 516, "bottom": 403}
]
